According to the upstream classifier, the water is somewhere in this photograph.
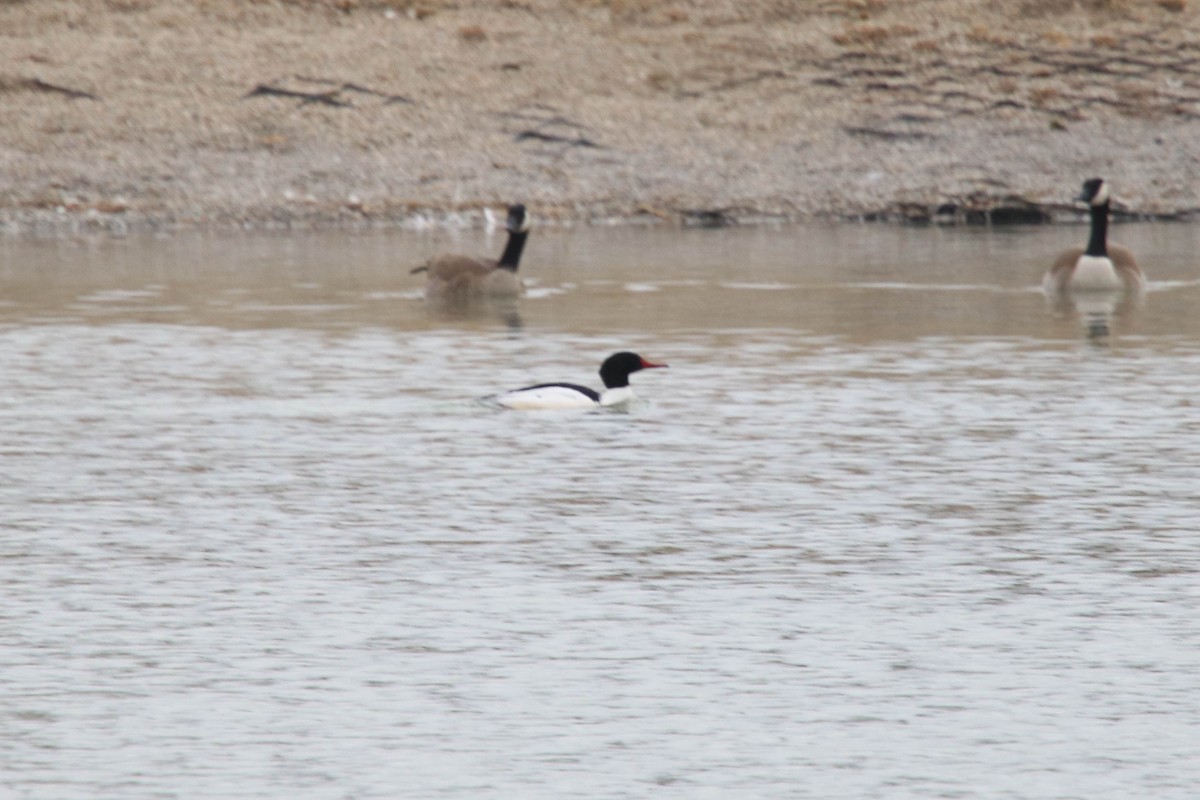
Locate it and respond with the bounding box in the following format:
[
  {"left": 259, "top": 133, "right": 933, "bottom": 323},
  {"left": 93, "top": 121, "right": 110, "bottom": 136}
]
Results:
[{"left": 3, "top": 223, "right": 1200, "bottom": 799}]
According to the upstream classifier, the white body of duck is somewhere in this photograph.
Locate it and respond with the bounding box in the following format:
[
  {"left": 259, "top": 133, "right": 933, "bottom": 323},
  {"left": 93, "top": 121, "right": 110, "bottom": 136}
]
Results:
[{"left": 487, "top": 352, "right": 667, "bottom": 410}]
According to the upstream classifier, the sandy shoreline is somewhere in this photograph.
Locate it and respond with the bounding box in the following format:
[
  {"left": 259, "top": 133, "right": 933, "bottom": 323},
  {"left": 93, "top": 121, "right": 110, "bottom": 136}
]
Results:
[{"left": 3, "top": 0, "right": 1200, "bottom": 237}]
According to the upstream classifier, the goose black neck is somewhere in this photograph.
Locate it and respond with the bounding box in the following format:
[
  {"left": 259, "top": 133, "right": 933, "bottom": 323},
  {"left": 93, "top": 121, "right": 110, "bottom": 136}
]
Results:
[
  {"left": 497, "top": 230, "right": 528, "bottom": 271},
  {"left": 1085, "top": 202, "right": 1109, "bottom": 258}
]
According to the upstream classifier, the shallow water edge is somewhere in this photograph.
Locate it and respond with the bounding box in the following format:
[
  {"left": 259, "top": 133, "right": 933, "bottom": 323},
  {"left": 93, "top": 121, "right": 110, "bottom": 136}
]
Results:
[{"left": 3, "top": 198, "right": 1195, "bottom": 241}]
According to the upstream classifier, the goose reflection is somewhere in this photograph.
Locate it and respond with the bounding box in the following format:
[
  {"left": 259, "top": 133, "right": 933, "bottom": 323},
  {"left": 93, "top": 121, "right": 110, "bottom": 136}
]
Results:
[
  {"left": 1044, "top": 286, "right": 1142, "bottom": 340},
  {"left": 421, "top": 294, "right": 524, "bottom": 332}
]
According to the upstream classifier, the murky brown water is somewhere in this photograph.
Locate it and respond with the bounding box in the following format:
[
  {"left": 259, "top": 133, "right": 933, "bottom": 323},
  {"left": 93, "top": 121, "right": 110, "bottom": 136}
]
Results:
[{"left": 3, "top": 223, "right": 1200, "bottom": 799}]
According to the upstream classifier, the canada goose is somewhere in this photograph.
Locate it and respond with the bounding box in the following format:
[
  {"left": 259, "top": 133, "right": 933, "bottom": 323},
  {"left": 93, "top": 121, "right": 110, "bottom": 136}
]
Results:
[
  {"left": 485, "top": 352, "right": 668, "bottom": 410},
  {"left": 1044, "top": 178, "right": 1144, "bottom": 295},
  {"left": 412, "top": 204, "right": 531, "bottom": 300}
]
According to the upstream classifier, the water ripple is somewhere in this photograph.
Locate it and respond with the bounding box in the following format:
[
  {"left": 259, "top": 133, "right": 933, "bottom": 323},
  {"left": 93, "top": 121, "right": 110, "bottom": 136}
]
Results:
[{"left": 3, "top": 225, "right": 1200, "bottom": 799}]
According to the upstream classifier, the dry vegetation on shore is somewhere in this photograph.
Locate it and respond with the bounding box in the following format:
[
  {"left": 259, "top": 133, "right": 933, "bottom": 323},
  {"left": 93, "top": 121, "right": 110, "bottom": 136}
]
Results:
[{"left": 1, "top": 0, "right": 1198, "bottom": 234}]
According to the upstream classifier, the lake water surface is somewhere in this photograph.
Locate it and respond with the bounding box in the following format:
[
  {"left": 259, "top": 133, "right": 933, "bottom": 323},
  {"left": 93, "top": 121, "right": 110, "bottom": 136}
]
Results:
[{"left": 3, "top": 223, "right": 1200, "bottom": 799}]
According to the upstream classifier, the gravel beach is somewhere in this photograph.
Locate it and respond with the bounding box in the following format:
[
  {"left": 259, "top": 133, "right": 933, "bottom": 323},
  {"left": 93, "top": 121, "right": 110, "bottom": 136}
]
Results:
[{"left": 3, "top": 0, "right": 1199, "bottom": 235}]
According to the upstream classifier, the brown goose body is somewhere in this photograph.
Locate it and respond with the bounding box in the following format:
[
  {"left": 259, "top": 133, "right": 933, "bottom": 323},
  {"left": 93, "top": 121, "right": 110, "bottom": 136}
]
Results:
[
  {"left": 412, "top": 204, "right": 530, "bottom": 302},
  {"left": 1045, "top": 243, "right": 1143, "bottom": 294},
  {"left": 417, "top": 254, "right": 524, "bottom": 300}
]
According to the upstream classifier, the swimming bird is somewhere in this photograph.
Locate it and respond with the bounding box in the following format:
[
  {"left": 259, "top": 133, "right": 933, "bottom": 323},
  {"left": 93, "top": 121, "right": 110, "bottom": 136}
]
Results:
[
  {"left": 412, "top": 204, "right": 531, "bottom": 300},
  {"left": 486, "top": 352, "right": 668, "bottom": 410},
  {"left": 1044, "top": 178, "right": 1144, "bottom": 295}
]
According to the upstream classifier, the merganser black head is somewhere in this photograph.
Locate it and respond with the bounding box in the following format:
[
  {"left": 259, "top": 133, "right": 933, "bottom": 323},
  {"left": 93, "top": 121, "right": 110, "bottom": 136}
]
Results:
[{"left": 599, "top": 351, "right": 668, "bottom": 389}]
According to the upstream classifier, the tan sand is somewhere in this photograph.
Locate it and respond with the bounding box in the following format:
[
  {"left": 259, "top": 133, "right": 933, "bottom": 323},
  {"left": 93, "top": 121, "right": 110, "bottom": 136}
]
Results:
[{"left": 2, "top": 0, "right": 1199, "bottom": 235}]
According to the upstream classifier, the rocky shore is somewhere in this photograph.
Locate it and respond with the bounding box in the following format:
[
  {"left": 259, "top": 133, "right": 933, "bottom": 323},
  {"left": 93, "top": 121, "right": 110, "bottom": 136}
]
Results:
[{"left": 2, "top": 0, "right": 1199, "bottom": 236}]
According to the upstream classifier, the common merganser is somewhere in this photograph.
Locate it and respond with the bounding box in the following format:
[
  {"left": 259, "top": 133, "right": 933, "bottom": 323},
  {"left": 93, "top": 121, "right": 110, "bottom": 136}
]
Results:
[
  {"left": 487, "top": 352, "right": 668, "bottom": 410},
  {"left": 411, "top": 204, "right": 531, "bottom": 300},
  {"left": 1044, "top": 178, "right": 1144, "bottom": 295}
]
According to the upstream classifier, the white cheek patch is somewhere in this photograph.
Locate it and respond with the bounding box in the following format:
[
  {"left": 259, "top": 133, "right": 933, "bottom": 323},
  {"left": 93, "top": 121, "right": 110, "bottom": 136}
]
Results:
[{"left": 1093, "top": 182, "right": 1110, "bottom": 205}]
